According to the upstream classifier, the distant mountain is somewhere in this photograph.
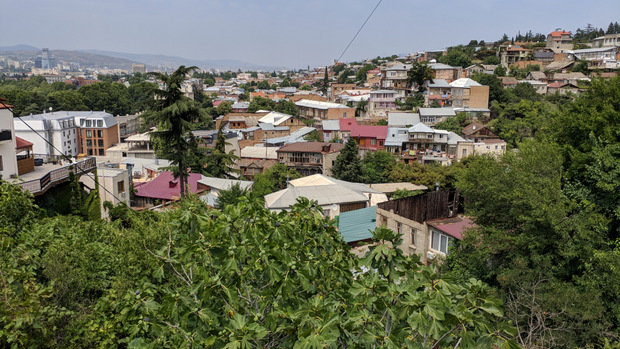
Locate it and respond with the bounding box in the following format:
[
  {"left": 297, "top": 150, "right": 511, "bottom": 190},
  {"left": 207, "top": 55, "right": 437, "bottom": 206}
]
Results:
[
  {"left": 0, "top": 44, "right": 39, "bottom": 52},
  {"left": 80, "top": 49, "right": 288, "bottom": 71}
]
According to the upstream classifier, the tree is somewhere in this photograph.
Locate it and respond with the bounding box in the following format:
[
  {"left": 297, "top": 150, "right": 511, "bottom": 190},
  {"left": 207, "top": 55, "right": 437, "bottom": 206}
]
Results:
[
  {"left": 252, "top": 163, "right": 300, "bottom": 197},
  {"left": 303, "top": 130, "right": 322, "bottom": 142},
  {"left": 392, "top": 188, "right": 423, "bottom": 199},
  {"left": 204, "top": 125, "right": 239, "bottom": 178},
  {"left": 355, "top": 64, "right": 376, "bottom": 83},
  {"left": 142, "top": 65, "right": 207, "bottom": 197},
  {"left": 483, "top": 55, "right": 501, "bottom": 65},
  {"left": 319, "top": 66, "right": 329, "bottom": 96},
  {"left": 248, "top": 96, "right": 276, "bottom": 112},
  {"left": 400, "top": 93, "right": 424, "bottom": 110},
  {"left": 361, "top": 150, "right": 397, "bottom": 183},
  {"left": 572, "top": 60, "right": 589, "bottom": 75},
  {"left": 46, "top": 90, "right": 88, "bottom": 111},
  {"left": 494, "top": 65, "right": 507, "bottom": 77},
  {"left": 78, "top": 81, "right": 132, "bottom": 116},
  {"left": 438, "top": 46, "right": 472, "bottom": 68},
  {"left": 407, "top": 62, "right": 434, "bottom": 93},
  {"left": 274, "top": 99, "right": 299, "bottom": 117},
  {"left": 214, "top": 183, "right": 251, "bottom": 210},
  {"left": 331, "top": 139, "right": 363, "bottom": 182},
  {"left": 215, "top": 100, "right": 232, "bottom": 117}
]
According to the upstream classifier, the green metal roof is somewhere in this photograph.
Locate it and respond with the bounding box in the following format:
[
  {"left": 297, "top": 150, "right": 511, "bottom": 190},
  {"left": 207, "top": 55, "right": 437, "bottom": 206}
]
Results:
[{"left": 338, "top": 206, "right": 377, "bottom": 243}]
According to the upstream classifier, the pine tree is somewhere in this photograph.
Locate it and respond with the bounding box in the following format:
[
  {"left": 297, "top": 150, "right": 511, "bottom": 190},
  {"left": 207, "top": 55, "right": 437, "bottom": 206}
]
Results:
[
  {"left": 331, "top": 139, "right": 363, "bottom": 182},
  {"left": 204, "top": 125, "right": 240, "bottom": 178}
]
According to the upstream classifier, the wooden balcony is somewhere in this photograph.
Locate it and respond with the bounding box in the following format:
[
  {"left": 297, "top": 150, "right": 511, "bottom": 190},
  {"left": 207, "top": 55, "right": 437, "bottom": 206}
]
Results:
[{"left": 17, "top": 157, "right": 97, "bottom": 196}]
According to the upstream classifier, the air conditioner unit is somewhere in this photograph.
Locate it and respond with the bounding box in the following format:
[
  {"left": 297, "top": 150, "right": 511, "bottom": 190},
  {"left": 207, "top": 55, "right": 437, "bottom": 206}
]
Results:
[{"left": 427, "top": 251, "right": 436, "bottom": 260}]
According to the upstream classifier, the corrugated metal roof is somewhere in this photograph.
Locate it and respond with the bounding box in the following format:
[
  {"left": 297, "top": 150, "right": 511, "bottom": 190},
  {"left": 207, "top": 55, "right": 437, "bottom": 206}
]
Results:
[
  {"left": 408, "top": 123, "right": 435, "bottom": 133},
  {"left": 295, "top": 99, "right": 350, "bottom": 109},
  {"left": 449, "top": 78, "right": 482, "bottom": 88},
  {"left": 388, "top": 113, "right": 420, "bottom": 127},
  {"left": 322, "top": 120, "right": 340, "bottom": 131},
  {"left": 418, "top": 108, "right": 456, "bottom": 117},
  {"left": 338, "top": 206, "right": 377, "bottom": 243},
  {"left": 240, "top": 146, "right": 279, "bottom": 159}
]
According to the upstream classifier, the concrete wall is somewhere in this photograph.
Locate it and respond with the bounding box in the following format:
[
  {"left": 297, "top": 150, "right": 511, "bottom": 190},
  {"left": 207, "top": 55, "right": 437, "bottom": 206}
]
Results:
[{"left": 376, "top": 207, "right": 431, "bottom": 264}]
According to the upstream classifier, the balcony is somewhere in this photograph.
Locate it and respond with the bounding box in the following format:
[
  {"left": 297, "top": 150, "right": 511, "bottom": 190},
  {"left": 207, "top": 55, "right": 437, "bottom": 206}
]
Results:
[{"left": 15, "top": 157, "right": 97, "bottom": 196}]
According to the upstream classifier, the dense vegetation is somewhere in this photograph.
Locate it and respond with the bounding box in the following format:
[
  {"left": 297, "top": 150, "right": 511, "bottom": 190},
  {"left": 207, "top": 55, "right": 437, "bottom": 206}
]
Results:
[{"left": 0, "top": 184, "right": 518, "bottom": 348}]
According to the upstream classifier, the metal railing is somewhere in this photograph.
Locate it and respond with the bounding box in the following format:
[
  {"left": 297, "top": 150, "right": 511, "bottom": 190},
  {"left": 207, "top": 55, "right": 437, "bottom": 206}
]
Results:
[{"left": 18, "top": 157, "right": 97, "bottom": 195}]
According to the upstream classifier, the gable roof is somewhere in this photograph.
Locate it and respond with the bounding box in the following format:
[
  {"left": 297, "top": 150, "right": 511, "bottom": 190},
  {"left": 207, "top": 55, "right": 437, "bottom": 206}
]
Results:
[
  {"left": 449, "top": 78, "right": 482, "bottom": 88},
  {"left": 526, "top": 71, "right": 547, "bottom": 80},
  {"left": 388, "top": 112, "right": 420, "bottom": 127},
  {"left": 408, "top": 122, "right": 435, "bottom": 133},
  {"left": 461, "top": 123, "right": 486, "bottom": 135},
  {"left": 339, "top": 118, "right": 358, "bottom": 131},
  {"left": 135, "top": 171, "right": 203, "bottom": 200},
  {"left": 418, "top": 108, "right": 456, "bottom": 117},
  {"left": 350, "top": 125, "right": 388, "bottom": 140},
  {"left": 15, "top": 136, "right": 33, "bottom": 150}
]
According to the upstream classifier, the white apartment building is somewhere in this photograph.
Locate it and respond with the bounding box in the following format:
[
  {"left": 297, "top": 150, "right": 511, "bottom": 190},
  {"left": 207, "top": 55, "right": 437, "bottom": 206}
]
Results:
[
  {"left": 0, "top": 101, "right": 19, "bottom": 179},
  {"left": 14, "top": 111, "right": 79, "bottom": 159}
]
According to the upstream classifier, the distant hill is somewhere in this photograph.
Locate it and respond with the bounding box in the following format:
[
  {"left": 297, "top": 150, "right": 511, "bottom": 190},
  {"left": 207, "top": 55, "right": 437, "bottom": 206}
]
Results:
[
  {"left": 0, "top": 45, "right": 39, "bottom": 52},
  {"left": 80, "top": 49, "right": 288, "bottom": 71}
]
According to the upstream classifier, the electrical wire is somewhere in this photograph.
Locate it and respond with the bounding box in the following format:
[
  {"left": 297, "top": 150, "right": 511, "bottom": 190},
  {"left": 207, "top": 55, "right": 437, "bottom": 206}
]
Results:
[
  {"left": 337, "top": 0, "right": 384, "bottom": 63},
  {"left": 0, "top": 100, "right": 125, "bottom": 204}
]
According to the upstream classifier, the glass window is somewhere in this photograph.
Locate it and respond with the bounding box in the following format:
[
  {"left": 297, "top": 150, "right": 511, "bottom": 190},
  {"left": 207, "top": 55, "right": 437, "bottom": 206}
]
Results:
[
  {"left": 86, "top": 139, "right": 92, "bottom": 147},
  {"left": 97, "top": 130, "right": 103, "bottom": 138},
  {"left": 86, "top": 120, "right": 92, "bottom": 127},
  {"left": 371, "top": 139, "right": 377, "bottom": 145},
  {"left": 397, "top": 222, "right": 402, "bottom": 235},
  {"left": 411, "top": 228, "right": 417, "bottom": 246},
  {"left": 86, "top": 130, "right": 92, "bottom": 138},
  {"left": 98, "top": 149, "right": 104, "bottom": 156},
  {"left": 80, "top": 119, "right": 85, "bottom": 126},
  {"left": 117, "top": 181, "right": 125, "bottom": 193},
  {"left": 97, "top": 120, "right": 103, "bottom": 127},
  {"left": 98, "top": 139, "right": 104, "bottom": 147}
]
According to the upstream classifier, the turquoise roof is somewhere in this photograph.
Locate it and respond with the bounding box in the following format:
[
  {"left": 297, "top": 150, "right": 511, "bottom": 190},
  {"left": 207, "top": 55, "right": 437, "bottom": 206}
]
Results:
[{"left": 338, "top": 206, "right": 377, "bottom": 243}]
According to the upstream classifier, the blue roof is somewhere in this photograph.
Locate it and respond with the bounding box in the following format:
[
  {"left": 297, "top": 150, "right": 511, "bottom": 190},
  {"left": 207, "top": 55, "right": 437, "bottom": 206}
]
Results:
[{"left": 338, "top": 206, "right": 377, "bottom": 243}]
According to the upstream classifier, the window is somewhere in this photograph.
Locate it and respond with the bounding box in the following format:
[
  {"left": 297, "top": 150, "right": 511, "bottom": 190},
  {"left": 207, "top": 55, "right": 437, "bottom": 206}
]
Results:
[
  {"left": 97, "top": 130, "right": 103, "bottom": 138},
  {"left": 379, "top": 141, "right": 383, "bottom": 146},
  {"left": 97, "top": 120, "right": 103, "bottom": 127},
  {"left": 431, "top": 230, "right": 453, "bottom": 255},
  {"left": 86, "top": 130, "right": 92, "bottom": 138},
  {"left": 98, "top": 139, "right": 104, "bottom": 147},
  {"left": 0, "top": 155, "right": 3, "bottom": 171},
  {"left": 87, "top": 149, "right": 93, "bottom": 156},
  {"left": 371, "top": 139, "right": 377, "bottom": 146},
  {"left": 80, "top": 119, "right": 85, "bottom": 126},
  {"left": 86, "top": 120, "right": 92, "bottom": 127},
  {"left": 397, "top": 222, "right": 402, "bottom": 235},
  {"left": 98, "top": 149, "right": 104, "bottom": 156},
  {"left": 86, "top": 139, "right": 92, "bottom": 147},
  {"left": 411, "top": 228, "right": 417, "bottom": 246},
  {"left": 117, "top": 180, "right": 125, "bottom": 193}
]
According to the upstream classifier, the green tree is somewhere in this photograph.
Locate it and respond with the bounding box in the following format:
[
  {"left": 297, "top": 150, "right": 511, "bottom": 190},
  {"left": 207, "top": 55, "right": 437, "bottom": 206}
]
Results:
[
  {"left": 46, "top": 90, "right": 88, "bottom": 111},
  {"left": 204, "top": 125, "right": 239, "bottom": 178},
  {"left": 483, "top": 55, "right": 501, "bottom": 65},
  {"left": 303, "top": 130, "right": 322, "bottom": 142},
  {"left": 438, "top": 46, "right": 472, "bottom": 68},
  {"left": 247, "top": 95, "right": 276, "bottom": 112},
  {"left": 331, "top": 139, "right": 363, "bottom": 182},
  {"left": 142, "top": 66, "right": 207, "bottom": 197},
  {"left": 361, "top": 150, "right": 397, "bottom": 183},
  {"left": 252, "top": 163, "right": 300, "bottom": 197},
  {"left": 494, "top": 65, "right": 507, "bottom": 77},
  {"left": 274, "top": 99, "right": 299, "bottom": 116},
  {"left": 407, "top": 62, "right": 434, "bottom": 93},
  {"left": 214, "top": 183, "right": 251, "bottom": 210},
  {"left": 400, "top": 93, "right": 424, "bottom": 110},
  {"left": 355, "top": 64, "right": 376, "bottom": 83},
  {"left": 78, "top": 81, "right": 131, "bottom": 115},
  {"left": 215, "top": 100, "right": 232, "bottom": 117}
]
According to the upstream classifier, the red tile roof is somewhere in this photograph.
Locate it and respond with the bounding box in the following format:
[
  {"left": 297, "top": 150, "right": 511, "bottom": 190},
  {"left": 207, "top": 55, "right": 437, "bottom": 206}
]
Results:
[
  {"left": 350, "top": 125, "right": 388, "bottom": 140},
  {"left": 0, "top": 98, "right": 14, "bottom": 109},
  {"left": 339, "top": 118, "right": 358, "bottom": 131},
  {"left": 549, "top": 30, "right": 571, "bottom": 37},
  {"left": 15, "top": 137, "right": 33, "bottom": 150},
  {"left": 135, "top": 171, "right": 203, "bottom": 201},
  {"left": 427, "top": 216, "right": 474, "bottom": 240}
]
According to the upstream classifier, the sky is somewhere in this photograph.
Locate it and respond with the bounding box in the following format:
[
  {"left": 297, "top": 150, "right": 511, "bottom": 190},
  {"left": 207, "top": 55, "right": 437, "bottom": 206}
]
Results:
[{"left": 2, "top": 0, "right": 619, "bottom": 69}]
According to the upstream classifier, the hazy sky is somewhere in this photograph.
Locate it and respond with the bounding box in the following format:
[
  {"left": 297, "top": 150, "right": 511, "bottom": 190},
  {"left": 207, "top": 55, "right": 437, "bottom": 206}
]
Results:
[{"left": 2, "top": 0, "right": 619, "bottom": 69}]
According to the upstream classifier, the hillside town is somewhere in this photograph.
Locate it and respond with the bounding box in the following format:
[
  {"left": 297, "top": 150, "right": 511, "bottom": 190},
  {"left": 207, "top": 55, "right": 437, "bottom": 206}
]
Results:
[{"left": 1, "top": 20, "right": 620, "bottom": 348}]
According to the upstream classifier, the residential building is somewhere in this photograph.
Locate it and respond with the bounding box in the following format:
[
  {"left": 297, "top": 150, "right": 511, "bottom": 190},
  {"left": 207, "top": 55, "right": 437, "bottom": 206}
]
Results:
[
  {"left": 519, "top": 80, "right": 548, "bottom": 94},
  {"left": 473, "top": 138, "right": 507, "bottom": 156},
  {"left": 321, "top": 120, "right": 340, "bottom": 142},
  {"left": 231, "top": 101, "right": 250, "bottom": 112},
  {"left": 375, "top": 190, "right": 468, "bottom": 263},
  {"left": 132, "top": 64, "right": 146, "bottom": 74},
  {"left": 464, "top": 64, "right": 498, "bottom": 77},
  {"left": 367, "top": 90, "right": 397, "bottom": 120},
  {"left": 379, "top": 63, "right": 411, "bottom": 98},
  {"left": 116, "top": 114, "right": 142, "bottom": 141},
  {"left": 14, "top": 111, "right": 79, "bottom": 159},
  {"left": 429, "top": 62, "right": 461, "bottom": 83},
  {"left": 407, "top": 123, "right": 449, "bottom": 153},
  {"left": 449, "top": 78, "right": 489, "bottom": 109},
  {"left": 74, "top": 111, "right": 119, "bottom": 156},
  {"left": 418, "top": 107, "right": 456, "bottom": 126},
  {"left": 0, "top": 99, "right": 18, "bottom": 179},
  {"left": 384, "top": 127, "right": 409, "bottom": 154},
  {"left": 566, "top": 47, "right": 619, "bottom": 69},
  {"left": 592, "top": 33, "right": 620, "bottom": 48},
  {"left": 80, "top": 167, "right": 130, "bottom": 219},
  {"left": 295, "top": 99, "right": 355, "bottom": 121},
  {"left": 461, "top": 123, "right": 499, "bottom": 142},
  {"left": 264, "top": 174, "right": 387, "bottom": 219},
  {"left": 546, "top": 30, "right": 572, "bottom": 51},
  {"left": 239, "top": 145, "right": 278, "bottom": 180},
  {"left": 499, "top": 76, "right": 519, "bottom": 88},
  {"left": 500, "top": 46, "right": 532, "bottom": 67},
  {"left": 349, "top": 125, "right": 388, "bottom": 152},
  {"left": 547, "top": 82, "right": 581, "bottom": 95},
  {"left": 276, "top": 142, "right": 344, "bottom": 176},
  {"left": 425, "top": 79, "right": 452, "bottom": 107},
  {"left": 338, "top": 118, "right": 357, "bottom": 142},
  {"left": 133, "top": 171, "right": 204, "bottom": 208}
]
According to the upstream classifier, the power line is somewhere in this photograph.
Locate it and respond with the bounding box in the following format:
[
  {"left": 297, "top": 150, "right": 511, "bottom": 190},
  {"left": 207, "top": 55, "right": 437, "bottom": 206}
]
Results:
[
  {"left": 337, "top": 0, "right": 384, "bottom": 63},
  {"left": 0, "top": 100, "right": 125, "bottom": 204}
]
